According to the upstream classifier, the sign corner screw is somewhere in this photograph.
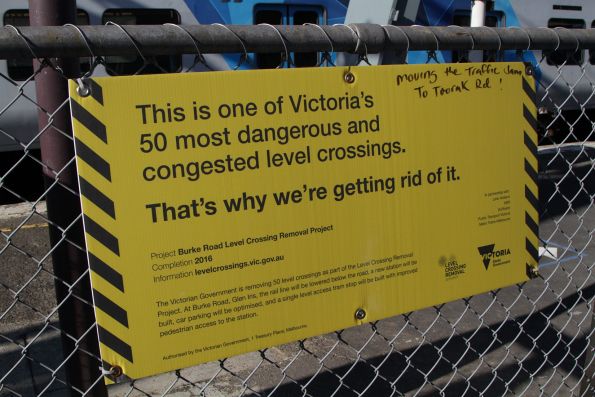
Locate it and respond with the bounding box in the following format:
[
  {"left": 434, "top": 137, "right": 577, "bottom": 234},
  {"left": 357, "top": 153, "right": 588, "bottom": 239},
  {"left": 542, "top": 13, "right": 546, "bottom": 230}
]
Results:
[
  {"left": 110, "top": 365, "right": 123, "bottom": 378},
  {"left": 526, "top": 264, "right": 540, "bottom": 279},
  {"left": 355, "top": 308, "right": 366, "bottom": 320},
  {"left": 76, "top": 79, "right": 91, "bottom": 97}
]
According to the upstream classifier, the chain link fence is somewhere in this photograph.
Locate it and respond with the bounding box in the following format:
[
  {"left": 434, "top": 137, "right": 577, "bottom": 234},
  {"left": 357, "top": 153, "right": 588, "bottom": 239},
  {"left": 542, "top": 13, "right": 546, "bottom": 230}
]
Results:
[{"left": 0, "top": 24, "right": 594, "bottom": 396}]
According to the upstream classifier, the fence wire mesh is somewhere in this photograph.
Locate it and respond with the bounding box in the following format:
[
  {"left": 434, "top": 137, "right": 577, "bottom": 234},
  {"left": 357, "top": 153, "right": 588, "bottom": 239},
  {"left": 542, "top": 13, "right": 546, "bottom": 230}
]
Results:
[{"left": 0, "top": 25, "right": 594, "bottom": 397}]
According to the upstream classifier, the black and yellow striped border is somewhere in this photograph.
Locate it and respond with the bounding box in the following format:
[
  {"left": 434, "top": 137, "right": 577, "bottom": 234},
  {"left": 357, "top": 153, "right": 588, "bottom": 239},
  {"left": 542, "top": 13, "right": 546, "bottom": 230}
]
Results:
[
  {"left": 70, "top": 79, "right": 133, "bottom": 380},
  {"left": 522, "top": 70, "right": 540, "bottom": 279},
  {"left": 68, "top": 66, "right": 543, "bottom": 379}
]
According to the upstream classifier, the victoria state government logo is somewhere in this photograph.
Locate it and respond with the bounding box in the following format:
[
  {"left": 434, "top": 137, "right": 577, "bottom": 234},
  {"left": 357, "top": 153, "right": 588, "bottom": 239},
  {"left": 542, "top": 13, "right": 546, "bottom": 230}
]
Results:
[{"left": 477, "top": 244, "right": 512, "bottom": 270}]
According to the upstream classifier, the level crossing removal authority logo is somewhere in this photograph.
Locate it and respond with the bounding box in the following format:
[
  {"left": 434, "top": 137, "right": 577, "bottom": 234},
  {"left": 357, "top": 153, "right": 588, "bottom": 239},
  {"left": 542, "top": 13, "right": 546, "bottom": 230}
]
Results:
[{"left": 477, "top": 244, "right": 512, "bottom": 269}]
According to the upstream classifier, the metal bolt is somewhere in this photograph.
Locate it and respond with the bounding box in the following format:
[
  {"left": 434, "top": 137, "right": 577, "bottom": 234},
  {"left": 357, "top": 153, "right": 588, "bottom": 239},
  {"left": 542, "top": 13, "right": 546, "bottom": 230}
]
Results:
[
  {"left": 525, "top": 64, "right": 534, "bottom": 76},
  {"left": 528, "top": 266, "right": 540, "bottom": 279},
  {"left": 344, "top": 72, "right": 355, "bottom": 84},
  {"left": 76, "top": 81, "right": 90, "bottom": 97},
  {"left": 354, "top": 308, "right": 366, "bottom": 320},
  {"left": 110, "top": 365, "right": 123, "bottom": 378}
]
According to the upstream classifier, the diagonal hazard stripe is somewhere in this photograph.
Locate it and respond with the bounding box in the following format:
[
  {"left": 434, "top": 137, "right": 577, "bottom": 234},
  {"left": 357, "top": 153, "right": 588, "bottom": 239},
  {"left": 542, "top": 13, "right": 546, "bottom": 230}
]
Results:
[
  {"left": 525, "top": 159, "right": 538, "bottom": 186},
  {"left": 525, "top": 185, "right": 539, "bottom": 214},
  {"left": 89, "top": 79, "right": 104, "bottom": 105},
  {"left": 525, "top": 212, "right": 539, "bottom": 237},
  {"left": 526, "top": 238, "right": 539, "bottom": 263},
  {"left": 84, "top": 215, "right": 120, "bottom": 256},
  {"left": 523, "top": 105, "right": 538, "bottom": 132},
  {"left": 75, "top": 138, "right": 111, "bottom": 182},
  {"left": 71, "top": 99, "right": 107, "bottom": 143},
  {"left": 522, "top": 77, "right": 536, "bottom": 105},
  {"left": 93, "top": 288, "right": 129, "bottom": 328},
  {"left": 89, "top": 252, "right": 124, "bottom": 292},
  {"left": 524, "top": 131, "right": 538, "bottom": 160},
  {"left": 98, "top": 325, "right": 133, "bottom": 363},
  {"left": 79, "top": 176, "right": 116, "bottom": 219}
]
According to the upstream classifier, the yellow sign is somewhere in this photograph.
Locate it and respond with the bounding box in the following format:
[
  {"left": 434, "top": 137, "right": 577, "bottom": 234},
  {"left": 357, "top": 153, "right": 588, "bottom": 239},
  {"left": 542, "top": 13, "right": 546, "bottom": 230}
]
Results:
[{"left": 69, "top": 63, "right": 538, "bottom": 381}]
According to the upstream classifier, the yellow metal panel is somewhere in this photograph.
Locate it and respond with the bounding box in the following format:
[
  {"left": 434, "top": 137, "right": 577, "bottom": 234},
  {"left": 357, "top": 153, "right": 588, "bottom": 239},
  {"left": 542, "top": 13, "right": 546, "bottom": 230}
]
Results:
[{"left": 69, "top": 63, "right": 538, "bottom": 380}]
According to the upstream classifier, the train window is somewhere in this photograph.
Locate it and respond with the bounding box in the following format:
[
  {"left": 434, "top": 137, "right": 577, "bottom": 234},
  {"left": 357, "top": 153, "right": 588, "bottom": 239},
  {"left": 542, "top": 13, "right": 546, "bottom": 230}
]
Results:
[
  {"left": 452, "top": 11, "right": 503, "bottom": 62},
  {"left": 254, "top": 8, "right": 284, "bottom": 69},
  {"left": 102, "top": 9, "right": 181, "bottom": 75},
  {"left": 254, "top": 5, "right": 324, "bottom": 68},
  {"left": 3, "top": 9, "right": 90, "bottom": 81},
  {"left": 547, "top": 18, "right": 584, "bottom": 65},
  {"left": 291, "top": 10, "right": 321, "bottom": 67}
]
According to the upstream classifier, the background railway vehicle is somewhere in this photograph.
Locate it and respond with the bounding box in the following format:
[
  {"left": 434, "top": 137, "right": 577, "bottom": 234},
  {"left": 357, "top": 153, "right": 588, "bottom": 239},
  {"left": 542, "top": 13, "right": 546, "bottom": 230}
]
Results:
[{"left": 0, "top": 0, "right": 592, "bottom": 202}]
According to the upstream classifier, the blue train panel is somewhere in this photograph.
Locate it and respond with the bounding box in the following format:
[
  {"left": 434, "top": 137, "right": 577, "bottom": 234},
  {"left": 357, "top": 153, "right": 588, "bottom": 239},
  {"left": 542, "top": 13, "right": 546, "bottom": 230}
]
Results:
[{"left": 183, "top": 0, "right": 347, "bottom": 68}]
